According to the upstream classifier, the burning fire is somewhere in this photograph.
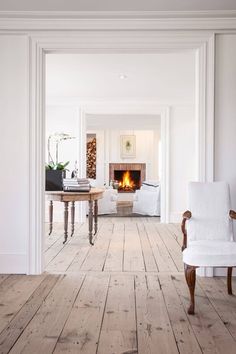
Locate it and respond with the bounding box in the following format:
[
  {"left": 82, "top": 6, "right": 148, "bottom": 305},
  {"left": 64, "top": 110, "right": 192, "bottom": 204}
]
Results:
[{"left": 119, "top": 170, "right": 135, "bottom": 190}]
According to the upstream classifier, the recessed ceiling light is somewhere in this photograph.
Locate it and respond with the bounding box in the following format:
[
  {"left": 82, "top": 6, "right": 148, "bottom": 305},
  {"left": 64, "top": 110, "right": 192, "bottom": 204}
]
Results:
[{"left": 119, "top": 74, "right": 128, "bottom": 80}]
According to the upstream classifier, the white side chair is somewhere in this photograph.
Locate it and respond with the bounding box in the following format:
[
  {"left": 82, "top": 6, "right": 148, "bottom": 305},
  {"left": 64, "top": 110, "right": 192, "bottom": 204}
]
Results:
[
  {"left": 98, "top": 188, "right": 118, "bottom": 215},
  {"left": 182, "top": 181, "right": 236, "bottom": 315},
  {"left": 133, "top": 185, "right": 160, "bottom": 216}
]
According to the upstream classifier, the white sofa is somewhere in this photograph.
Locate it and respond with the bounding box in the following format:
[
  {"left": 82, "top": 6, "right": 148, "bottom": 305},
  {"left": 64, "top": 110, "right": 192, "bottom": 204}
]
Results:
[
  {"left": 88, "top": 179, "right": 118, "bottom": 215},
  {"left": 133, "top": 181, "right": 160, "bottom": 216},
  {"left": 98, "top": 188, "right": 118, "bottom": 215}
]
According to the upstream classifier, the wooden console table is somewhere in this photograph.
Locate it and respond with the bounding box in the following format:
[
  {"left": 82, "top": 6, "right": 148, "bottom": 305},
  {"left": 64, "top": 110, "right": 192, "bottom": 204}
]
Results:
[{"left": 45, "top": 188, "right": 104, "bottom": 245}]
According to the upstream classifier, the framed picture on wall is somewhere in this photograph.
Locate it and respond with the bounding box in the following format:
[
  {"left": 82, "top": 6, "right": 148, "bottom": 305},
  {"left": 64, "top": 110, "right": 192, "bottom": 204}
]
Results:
[{"left": 120, "top": 135, "right": 136, "bottom": 158}]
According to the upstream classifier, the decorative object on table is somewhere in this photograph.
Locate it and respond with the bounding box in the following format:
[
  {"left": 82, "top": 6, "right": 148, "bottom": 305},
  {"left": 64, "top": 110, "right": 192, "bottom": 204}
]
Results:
[
  {"left": 45, "top": 161, "right": 69, "bottom": 191},
  {"left": 113, "top": 180, "right": 119, "bottom": 189},
  {"left": 120, "top": 135, "right": 136, "bottom": 158},
  {"left": 86, "top": 136, "right": 96, "bottom": 179},
  {"left": 45, "top": 132, "right": 75, "bottom": 191},
  {"left": 63, "top": 178, "right": 91, "bottom": 192},
  {"left": 47, "top": 132, "right": 75, "bottom": 165},
  {"left": 71, "top": 160, "right": 78, "bottom": 179}
]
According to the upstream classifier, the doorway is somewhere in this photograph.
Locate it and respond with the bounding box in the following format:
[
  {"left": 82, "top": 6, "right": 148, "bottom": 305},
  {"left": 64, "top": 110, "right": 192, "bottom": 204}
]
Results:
[{"left": 28, "top": 31, "right": 214, "bottom": 274}]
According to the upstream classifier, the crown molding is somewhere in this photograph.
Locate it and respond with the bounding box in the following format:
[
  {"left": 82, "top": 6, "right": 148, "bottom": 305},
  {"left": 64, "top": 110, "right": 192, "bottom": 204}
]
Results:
[
  {"left": 0, "top": 10, "right": 236, "bottom": 19},
  {"left": 0, "top": 10, "right": 236, "bottom": 31}
]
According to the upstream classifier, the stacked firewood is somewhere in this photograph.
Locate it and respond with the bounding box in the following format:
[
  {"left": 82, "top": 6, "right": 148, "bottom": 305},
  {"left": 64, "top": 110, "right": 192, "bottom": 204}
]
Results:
[{"left": 86, "top": 138, "right": 96, "bottom": 178}]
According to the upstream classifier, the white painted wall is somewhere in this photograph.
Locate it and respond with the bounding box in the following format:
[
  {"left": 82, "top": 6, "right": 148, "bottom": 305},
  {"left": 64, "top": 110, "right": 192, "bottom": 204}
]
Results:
[
  {"left": 88, "top": 129, "right": 160, "bottom": 187},
  {"left": 45, "top": 105, "right": 80, "bottom": 222},
  {"left": 3, "top": 31, "right": 236, "bottom": 274},
  {"left": 0, "top": 35, "right": 29, "bottom": 273},
  {"left": 169, "top": 105, "right": 196, "bottom": 221},
  {"left": 46, "top": 105, "right": 79, "bottom": 173},
  {"left": 215, "top": 34, "right": 236, "bottom": 231}
]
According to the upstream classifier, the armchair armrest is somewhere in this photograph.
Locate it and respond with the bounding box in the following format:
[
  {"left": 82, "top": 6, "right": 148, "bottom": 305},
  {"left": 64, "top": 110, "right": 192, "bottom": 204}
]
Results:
[
  {"left": 230, "top": 210, "right": 236, "bottom": 220},
  {"left": 181, "top": 210, "right": 192, "bottom": 251}
]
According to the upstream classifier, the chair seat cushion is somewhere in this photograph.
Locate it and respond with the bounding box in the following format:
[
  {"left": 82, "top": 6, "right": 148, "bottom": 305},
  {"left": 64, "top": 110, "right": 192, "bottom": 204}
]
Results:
[{"left": 183, "top": 240, "right": 236, "bottom": 267}]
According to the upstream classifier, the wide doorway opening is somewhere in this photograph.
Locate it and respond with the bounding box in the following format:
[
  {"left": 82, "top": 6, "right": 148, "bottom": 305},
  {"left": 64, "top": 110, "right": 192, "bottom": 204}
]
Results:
[{"left": 44, "top": 51, "right": 196, "bottom": 272}]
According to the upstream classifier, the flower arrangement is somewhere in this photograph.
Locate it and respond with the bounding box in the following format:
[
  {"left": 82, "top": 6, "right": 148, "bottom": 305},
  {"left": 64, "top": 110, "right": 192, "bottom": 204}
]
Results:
[{"left": 46, "top": 132, "right": 75, "bottom": 170}]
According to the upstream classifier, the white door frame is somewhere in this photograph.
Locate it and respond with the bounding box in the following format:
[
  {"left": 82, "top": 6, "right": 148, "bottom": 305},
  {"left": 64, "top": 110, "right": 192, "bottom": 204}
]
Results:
[{"left": 28, "top": 31, "right": 215, "bottom": 274}]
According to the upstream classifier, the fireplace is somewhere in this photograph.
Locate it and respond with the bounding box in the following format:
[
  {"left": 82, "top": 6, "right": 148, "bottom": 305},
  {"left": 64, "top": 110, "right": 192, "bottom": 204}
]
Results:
[
  {"left": 114, "top": 170, "right": 141, "bottom": 192},
  {"left": 109, "top": 163, "right": 146, "bottom": 193}
]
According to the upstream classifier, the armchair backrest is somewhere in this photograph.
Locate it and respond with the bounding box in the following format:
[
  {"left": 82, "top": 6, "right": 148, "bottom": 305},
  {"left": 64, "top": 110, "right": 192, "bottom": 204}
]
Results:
[{"left": 187, "top": 182, "right": 233, "bottom": 242}]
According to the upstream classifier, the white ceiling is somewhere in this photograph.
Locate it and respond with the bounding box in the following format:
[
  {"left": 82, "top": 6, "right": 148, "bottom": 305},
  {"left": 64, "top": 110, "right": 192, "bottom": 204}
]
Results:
[
  {"left": 46, "top": 52, "right": 195, "bottom": 103},
  {"left": 1, "top": 0, "right": 236, "bottom": 11}
]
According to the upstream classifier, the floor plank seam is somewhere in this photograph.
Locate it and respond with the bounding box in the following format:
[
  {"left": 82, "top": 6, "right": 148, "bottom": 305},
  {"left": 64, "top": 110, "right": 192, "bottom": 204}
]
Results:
[
  {"left": 95, "top": 274, "right": 111, "bottom": 354},
  {"left": 51, "top": 273, "right": 87, "bottom": 354}
]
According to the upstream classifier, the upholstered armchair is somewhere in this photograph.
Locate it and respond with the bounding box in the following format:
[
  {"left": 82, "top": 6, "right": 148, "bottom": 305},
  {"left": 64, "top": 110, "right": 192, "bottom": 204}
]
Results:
[{"left": 182, "top": 182, "right": 236, "bottom": 315}]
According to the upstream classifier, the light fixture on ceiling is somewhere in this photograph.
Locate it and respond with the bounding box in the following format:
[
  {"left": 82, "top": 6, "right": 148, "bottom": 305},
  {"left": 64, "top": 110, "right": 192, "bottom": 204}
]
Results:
[{"left": 119, "top": 74, "right": 128, "bottom": 80}]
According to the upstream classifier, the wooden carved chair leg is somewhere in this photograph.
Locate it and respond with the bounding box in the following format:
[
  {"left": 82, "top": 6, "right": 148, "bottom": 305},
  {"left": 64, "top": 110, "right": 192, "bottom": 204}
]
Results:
[
  {"left": 185, "top": 264, "right": 196, "bottom": 315},
  {"left": 227, "top": 267, "right": 233, "bottom": 295},
  {"left": 49, "top": 201, "right": 53, "bottom": 235}
]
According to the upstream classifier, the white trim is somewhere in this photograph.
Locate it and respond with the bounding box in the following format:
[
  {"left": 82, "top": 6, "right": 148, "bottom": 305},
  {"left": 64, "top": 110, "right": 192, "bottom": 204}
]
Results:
[
  {"left": 214, "top": 268, "right": 236, "bottom": 277},
  {"left": 27, "top": 31, "right": 214, "bottom": 274},
  {"left": 1, "top": 11, "right": 236, "bottom": 31},
  {"left": 1, "top": 10, "right": 236, "bottom": 19},
  {"left": 28, "top": 38, "right": 46, "bottom": 275},
  {"left": 160, "top": 107, "right": 170, "bottom": 223}
]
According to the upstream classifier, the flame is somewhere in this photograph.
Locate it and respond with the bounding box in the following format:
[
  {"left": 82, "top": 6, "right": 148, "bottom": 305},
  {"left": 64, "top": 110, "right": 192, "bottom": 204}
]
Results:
[{"left": 120, "top": 171, "right": 135, "bottom": 189}]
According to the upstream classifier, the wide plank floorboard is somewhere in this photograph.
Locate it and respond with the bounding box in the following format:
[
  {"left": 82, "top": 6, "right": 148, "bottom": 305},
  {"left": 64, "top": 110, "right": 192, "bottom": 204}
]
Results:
[{"left": 1, "top": 217, "right": 235, "bottom": 353}]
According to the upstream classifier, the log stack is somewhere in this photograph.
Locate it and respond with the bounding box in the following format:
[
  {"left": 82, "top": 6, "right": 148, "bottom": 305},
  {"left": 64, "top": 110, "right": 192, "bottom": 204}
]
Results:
[{"left": 86, "top": 137, "right": 96, "bottom": 179}]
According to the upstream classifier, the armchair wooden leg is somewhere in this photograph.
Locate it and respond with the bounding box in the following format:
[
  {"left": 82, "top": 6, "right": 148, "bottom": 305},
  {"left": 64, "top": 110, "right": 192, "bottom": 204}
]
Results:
[
  {"left": 227, "top": 267, "right": 233, "bottom": 295},
  {"left": 185, "top": 264, "right": 196, "bottom": 315}
]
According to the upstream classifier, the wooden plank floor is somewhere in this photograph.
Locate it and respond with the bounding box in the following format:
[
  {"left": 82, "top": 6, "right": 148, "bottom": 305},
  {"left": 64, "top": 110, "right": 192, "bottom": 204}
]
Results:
[{"left": 0, "top": 217, "right": 236, "bottom": 353}]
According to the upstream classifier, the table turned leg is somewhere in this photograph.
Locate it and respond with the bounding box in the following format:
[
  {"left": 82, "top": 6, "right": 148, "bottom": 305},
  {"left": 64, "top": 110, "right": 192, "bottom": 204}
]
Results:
[
  {"left": 63, "top": 201, "right": 69, "bottom": 244},
  {"left": 94, "top": 200, "right": 98, "bottom": 235},
  {"left": 71, "top": 201, "right": 75, "bottom": 237},
  {"left": 49, "top": 201, "right": 53, "bottom": 235},
  {"left": 88, "top": 200, "right": 94, "bottom": 245}
]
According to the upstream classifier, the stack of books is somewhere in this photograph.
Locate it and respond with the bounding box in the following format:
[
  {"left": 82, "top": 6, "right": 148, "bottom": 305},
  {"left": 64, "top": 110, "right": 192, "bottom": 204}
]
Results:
[{"left": 63, "top": 178, "right": 91, "bottom": 192}]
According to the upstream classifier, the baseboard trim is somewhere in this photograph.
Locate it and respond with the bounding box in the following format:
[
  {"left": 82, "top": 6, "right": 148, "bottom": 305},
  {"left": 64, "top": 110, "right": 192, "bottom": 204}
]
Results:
[
  {"left": 0, "top": 253, "right": 27, "bottom": 274},
  {"left": 214, "top": 268, "right": 236, "bottom": 277}
]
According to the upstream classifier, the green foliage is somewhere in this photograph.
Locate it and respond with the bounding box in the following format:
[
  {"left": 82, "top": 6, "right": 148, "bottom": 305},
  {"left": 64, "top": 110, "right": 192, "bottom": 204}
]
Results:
[{"left": 45, "top": 161, "right": 70, "bottom": 171}]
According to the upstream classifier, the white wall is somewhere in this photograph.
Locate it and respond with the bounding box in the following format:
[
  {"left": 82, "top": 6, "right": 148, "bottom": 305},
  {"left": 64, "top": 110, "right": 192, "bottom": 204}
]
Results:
[
  {"left": 89, "top": 129, "right": 160, "bottom": 187},
  {"left": 46, "top": 106, "right": 79, "bottom": 173},
  {"left": 0, "top": 35, "right": 29, "bottom": 273},
  {"left": 215, "top": 34, "right": 236, "bottom": 225},
  {"left": 45, "top": 105, "right": 80, "bottom": 222},
  {"left": 169, "top": 105, "right": 196, "bottom": 221},
  {"left": 213, "top": 33, "right": 236, "bottom": 276}
]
